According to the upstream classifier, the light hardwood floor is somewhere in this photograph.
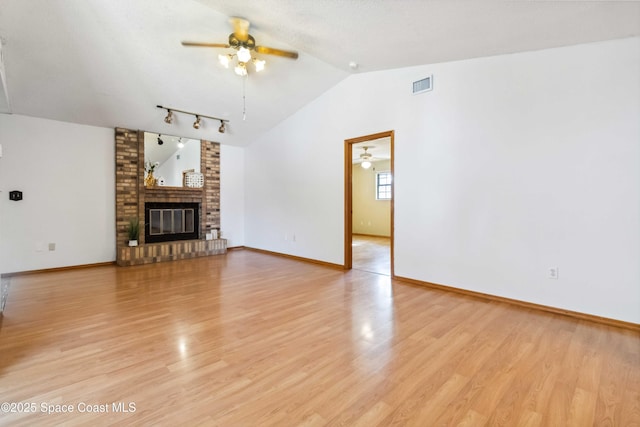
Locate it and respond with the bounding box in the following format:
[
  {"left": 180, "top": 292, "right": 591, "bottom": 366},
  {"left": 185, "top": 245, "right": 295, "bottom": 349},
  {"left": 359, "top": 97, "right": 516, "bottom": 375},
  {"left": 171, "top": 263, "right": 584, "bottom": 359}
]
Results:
[
  {"left": 0, "top": 250, "right": 638, "bottom": 426},
  {"left": 352, "top": 235, "right": 391, "bottom": 276}
]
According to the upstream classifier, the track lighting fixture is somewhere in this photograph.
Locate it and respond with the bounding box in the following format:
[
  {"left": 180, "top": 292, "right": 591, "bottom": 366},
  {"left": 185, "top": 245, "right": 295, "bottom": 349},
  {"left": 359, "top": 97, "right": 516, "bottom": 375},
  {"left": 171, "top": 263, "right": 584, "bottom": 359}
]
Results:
[
  {"left": 157, "top": 135, "right": 164, "bottom": 145},
  {"left": 177, "top": 138, "right": 184, "bottom": 149},
  {"left": 156, "top": 105, "right": 229, "bottom": 132},
  {"left": 164, "top": 109, "right": 173, "bottom": 124}
]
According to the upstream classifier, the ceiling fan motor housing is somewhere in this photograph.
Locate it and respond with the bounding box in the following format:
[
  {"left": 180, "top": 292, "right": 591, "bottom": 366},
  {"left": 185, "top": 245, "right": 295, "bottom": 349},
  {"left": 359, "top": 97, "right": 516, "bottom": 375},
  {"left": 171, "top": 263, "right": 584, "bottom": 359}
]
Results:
[
  {"left": 360, "top": 146, "right": 373, "bottom": 160},
  {"left": 229, "top": 34, "right": 256, "bottom": 50}
]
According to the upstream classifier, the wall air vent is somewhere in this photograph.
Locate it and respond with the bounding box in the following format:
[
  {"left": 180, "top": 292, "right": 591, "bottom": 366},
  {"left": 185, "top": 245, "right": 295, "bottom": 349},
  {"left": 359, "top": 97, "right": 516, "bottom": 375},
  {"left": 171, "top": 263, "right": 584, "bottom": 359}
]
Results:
[{"left": 412, "top": 75, "right": 433, "bottom": 95}]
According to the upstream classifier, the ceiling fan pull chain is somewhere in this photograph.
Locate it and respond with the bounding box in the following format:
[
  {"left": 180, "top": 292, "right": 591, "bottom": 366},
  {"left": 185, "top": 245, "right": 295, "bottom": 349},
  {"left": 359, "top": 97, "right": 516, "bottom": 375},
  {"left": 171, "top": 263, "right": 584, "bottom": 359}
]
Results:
[{"left": 242, "top": 75, "right": 247, "bottom": 121}]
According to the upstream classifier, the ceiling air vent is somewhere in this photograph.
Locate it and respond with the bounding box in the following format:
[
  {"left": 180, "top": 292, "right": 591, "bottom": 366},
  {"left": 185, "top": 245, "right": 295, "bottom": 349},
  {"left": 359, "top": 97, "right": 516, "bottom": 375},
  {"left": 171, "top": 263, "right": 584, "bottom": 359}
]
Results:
[{"left": 412, "top": 75, "right": 433, "bottom": 95}]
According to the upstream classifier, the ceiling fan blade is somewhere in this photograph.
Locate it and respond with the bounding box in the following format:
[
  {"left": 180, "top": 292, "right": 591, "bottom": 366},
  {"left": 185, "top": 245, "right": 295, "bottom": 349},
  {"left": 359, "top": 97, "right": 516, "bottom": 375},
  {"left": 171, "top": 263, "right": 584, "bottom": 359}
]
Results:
[
  {"left": 230, "top": 17, "right": 250, "bottom": 42},
  {"left": 182, "top": 41, "right": 230, "bottom": 48},
  {"left": 255, "top": 45, "right": 299, "bottom": 59}
]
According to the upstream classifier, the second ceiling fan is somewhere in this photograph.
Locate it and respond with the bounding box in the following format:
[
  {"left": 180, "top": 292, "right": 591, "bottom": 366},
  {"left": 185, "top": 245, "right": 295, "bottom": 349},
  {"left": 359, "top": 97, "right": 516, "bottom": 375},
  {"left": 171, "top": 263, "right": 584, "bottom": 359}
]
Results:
[
  {"left": 182, "top": 17, "right": 299, "bottom": 76},
  {"left": 357, "top": 146, "right": 382, "bottom": 169}
]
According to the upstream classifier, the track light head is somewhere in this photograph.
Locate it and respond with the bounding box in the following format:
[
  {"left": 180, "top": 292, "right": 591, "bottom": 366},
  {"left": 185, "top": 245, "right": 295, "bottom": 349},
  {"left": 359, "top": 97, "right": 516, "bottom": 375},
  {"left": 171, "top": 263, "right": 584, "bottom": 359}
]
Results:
[
  {"left": 157, "top": 135, "right": 164, "bottom": 145},
  {"left": 193, "top": 116, "right": 201, "bottom": 129},
  {"left": 218, "top": 121, "right": 225, "bottom": 133},
  {"left": 164, "top": 109, "right": 173, "bottom": 124}
]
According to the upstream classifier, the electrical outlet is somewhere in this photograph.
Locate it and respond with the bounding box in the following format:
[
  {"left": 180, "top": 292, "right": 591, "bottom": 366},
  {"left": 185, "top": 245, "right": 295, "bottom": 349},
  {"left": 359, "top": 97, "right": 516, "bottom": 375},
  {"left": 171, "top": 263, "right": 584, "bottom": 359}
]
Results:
[
  {"left": 48, "top": 243, "right": 56, "bottom": 251},
  {"left": 548, "top": 267, "right": 559, "bottom": 279}
]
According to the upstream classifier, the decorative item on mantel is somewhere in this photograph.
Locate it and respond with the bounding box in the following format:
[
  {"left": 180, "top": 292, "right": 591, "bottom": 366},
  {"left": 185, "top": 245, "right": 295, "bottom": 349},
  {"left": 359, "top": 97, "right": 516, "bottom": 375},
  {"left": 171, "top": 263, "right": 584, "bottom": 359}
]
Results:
[
  {"left": 127, "top": 217, "right": 140, "bottom": 247},
  {"left": 185, "top": 171, "right": 204, "bottom": 188},
  {"left": 145, "top": 161, "right": 159, "bottom": 187}
]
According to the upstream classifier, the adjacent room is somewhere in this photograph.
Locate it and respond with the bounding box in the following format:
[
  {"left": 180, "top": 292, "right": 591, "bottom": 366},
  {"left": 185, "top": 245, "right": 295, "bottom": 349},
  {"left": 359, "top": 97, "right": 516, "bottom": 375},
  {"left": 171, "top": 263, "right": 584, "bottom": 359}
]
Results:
[
  {"left": 351, "top": 136, "right": 392, "bottom": 276},
  {"left": 0, "top": 1, "right": 638, "bottom": 425}
]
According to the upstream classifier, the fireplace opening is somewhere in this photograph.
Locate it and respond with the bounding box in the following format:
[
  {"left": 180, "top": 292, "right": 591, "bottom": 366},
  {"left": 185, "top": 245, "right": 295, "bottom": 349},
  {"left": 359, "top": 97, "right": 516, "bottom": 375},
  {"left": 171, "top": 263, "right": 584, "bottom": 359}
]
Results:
[{"left": 145, "top": 202, "right": 200, "bottom": 243}]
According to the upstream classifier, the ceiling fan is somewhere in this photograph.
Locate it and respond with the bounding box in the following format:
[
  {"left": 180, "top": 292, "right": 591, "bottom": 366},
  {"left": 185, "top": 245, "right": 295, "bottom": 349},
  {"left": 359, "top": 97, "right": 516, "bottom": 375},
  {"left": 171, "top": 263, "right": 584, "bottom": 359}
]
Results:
[
  {"left": 181, "top": 17, "right": 298, "bottom": 76},
  {"left": 356, "top": 146, "right": 379, "bottom": 169}
]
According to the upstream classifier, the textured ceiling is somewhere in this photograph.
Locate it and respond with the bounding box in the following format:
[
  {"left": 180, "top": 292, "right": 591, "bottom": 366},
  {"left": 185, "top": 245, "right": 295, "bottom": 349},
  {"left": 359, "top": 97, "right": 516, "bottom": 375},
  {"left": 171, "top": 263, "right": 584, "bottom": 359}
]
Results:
[
  {"left": 196, "top": 0, "right": 640, "bottom": 72},
  {"left": 0, "top": 0, "right": 638, "bottom": 146}
]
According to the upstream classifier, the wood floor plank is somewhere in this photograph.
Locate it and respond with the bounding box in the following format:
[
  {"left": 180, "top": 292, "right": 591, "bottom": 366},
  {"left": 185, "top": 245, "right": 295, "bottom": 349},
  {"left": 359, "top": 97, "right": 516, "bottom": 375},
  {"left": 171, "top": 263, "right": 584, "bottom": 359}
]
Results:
[
  {"left": 516, "top": 410, "right": 543, "bottom": 427},
  {"left": 568, "top": 387, "right": 597, "bottom": 427},
  {"left": 352, "top": 235, "right": 390, "bottom": 276},
  {"left": 0, "top": 250, "right": 638, "bottom": 426}
]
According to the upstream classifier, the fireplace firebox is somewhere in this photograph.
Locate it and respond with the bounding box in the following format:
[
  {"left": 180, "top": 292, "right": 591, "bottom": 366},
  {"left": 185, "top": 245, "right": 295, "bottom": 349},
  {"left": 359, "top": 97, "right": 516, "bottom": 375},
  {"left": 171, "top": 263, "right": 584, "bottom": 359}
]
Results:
[{"left": 145, "top": 202, "right": 200, "bottom": 243}]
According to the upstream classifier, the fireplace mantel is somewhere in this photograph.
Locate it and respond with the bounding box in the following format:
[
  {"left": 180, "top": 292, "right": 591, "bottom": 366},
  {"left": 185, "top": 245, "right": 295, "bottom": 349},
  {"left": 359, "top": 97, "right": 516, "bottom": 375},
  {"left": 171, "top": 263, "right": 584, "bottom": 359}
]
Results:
[
  {"left": 145, "top": 186, "right": 203, "bottom": 195},
  {"left": 115, "top": 128, "right": 225, "bottom": 266}
]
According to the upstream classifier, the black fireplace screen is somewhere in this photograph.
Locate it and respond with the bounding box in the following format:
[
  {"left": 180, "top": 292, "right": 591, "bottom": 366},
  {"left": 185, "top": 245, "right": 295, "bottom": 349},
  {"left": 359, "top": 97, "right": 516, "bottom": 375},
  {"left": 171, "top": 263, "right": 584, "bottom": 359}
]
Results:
[{"left": 145, "top": 202, "right": 200, "bottom": 243}]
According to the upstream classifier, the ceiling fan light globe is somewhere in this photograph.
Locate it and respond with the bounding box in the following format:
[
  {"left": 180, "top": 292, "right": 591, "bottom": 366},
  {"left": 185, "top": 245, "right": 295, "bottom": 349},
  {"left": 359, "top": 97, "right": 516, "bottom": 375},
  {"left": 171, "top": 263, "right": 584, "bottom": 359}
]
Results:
[
  {"left": 253, "top": 58, "right": 265, "bottom": 72},
  {"left": 237, "top": 47, "right": 252, "bottom": 63},
  {"left": 218, "top": 54, "right": 230, "bottom": 68},
  {"left": 234, "top": 63, "right": 247, "bottom": 76},
  {"left": 361, "top": 161, "right": 372, "bottom": 169}
]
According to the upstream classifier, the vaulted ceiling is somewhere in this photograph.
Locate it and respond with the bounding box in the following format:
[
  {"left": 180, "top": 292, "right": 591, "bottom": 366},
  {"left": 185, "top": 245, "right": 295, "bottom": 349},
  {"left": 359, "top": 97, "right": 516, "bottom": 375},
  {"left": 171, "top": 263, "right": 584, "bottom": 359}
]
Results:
[{"left": 0, "top": 0, "right": 638, "bottom": 146}]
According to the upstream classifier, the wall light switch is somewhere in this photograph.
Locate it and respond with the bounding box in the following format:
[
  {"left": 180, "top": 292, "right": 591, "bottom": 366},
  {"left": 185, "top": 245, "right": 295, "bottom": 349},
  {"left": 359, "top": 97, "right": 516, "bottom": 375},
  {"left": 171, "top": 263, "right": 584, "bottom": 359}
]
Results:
[{"left": 48, "top": 243, "right": 56, "bottom": 251}]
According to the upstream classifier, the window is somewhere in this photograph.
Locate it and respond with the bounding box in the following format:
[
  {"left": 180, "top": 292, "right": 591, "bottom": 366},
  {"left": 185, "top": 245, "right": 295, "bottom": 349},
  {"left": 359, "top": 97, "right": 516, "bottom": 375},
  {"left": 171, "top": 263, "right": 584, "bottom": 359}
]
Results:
[{"left": 376, "top": 171, "right": 392, "bottom": 200}]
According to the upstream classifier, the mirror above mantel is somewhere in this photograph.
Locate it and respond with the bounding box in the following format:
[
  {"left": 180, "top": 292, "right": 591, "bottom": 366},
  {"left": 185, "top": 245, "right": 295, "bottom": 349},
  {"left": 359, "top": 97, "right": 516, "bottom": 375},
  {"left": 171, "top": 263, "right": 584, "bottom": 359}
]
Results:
[{"left": 144, "top": 132, "right": 201, "bottom": 187}]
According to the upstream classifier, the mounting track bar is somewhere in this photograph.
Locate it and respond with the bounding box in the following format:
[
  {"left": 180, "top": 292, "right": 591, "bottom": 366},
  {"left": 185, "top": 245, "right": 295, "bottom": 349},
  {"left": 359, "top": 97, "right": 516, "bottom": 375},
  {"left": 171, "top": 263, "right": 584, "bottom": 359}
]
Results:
[{"left": 156, "top": 105, "right": 229, "bottom": 123}]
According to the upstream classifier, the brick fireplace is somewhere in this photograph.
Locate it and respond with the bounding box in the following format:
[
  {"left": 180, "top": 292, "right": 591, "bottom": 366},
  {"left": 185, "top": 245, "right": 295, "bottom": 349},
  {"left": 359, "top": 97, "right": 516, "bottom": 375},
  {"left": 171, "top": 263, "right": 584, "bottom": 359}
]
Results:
[{"left": 115, "top": 128, "right": 226, "bottom": 266}]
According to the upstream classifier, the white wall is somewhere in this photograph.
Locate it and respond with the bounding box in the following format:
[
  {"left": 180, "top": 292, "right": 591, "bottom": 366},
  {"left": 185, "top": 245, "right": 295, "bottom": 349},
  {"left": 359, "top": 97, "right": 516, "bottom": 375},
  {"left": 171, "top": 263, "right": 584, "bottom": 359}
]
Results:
[
  {"left": 220, "top": 144, "right": 245, "bottom": 247},
  {"left": 244, "top": 37, "right": 640, "bottom": 323},
  {"left": 0, "top": 114, "right": 115, "bottom": 272}
]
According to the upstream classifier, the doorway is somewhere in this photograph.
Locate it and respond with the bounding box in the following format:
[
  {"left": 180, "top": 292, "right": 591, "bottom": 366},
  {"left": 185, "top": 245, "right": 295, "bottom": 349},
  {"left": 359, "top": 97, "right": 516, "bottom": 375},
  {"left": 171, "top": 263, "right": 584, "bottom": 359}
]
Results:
[{"left": 344, "top": 130, "right": 394, "bottom": 276}]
